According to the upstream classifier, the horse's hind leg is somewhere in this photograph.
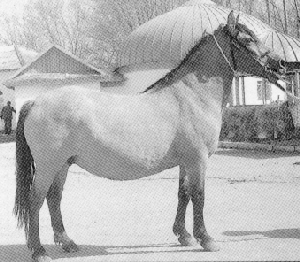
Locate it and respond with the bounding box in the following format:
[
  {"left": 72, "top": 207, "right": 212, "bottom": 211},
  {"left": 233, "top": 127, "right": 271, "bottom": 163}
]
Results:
[
  {"left": 173, "top": 165, "right": 197, "bottom": 246},
  {"left": 46, "top": 158, "right": 78, "bottom": 253},
  {"left": 28, "top": 163, "right": 59, "bottom": 262}
]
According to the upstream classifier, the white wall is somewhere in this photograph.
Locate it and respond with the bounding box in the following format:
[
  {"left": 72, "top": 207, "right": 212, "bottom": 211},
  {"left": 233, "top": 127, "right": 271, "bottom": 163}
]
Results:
[{"left": 232, "top": 76, "right": 286, "bottom": 105}]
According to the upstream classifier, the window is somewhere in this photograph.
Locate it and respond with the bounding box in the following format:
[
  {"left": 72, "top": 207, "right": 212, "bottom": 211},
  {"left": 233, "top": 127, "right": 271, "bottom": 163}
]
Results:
[
  {"left": 257, "top": 80, "right": 262, "bottom": 100},
  {"left": 266, "top": 81, "right": 272, "bottom": 100},
  {"left": 257, "top": 80, "right": 272, "bottom": 101}
]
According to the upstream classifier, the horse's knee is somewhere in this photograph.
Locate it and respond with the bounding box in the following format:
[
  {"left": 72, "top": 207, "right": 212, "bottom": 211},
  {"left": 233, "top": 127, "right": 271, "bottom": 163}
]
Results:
[{"left": 47, "top": 182, "right": 62, "bottom": 205}]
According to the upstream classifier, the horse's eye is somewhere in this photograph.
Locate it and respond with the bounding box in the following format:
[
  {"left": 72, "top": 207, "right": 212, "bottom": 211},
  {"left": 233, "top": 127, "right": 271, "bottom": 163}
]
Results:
[{"left": 241, "top": 37, "right": 253, "bottom": 45}]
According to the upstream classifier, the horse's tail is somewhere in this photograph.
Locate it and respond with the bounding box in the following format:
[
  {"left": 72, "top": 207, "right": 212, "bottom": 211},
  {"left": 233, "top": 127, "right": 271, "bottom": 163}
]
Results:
[{"left": 14, "top": 101, "right": 35, "bottom": 240}]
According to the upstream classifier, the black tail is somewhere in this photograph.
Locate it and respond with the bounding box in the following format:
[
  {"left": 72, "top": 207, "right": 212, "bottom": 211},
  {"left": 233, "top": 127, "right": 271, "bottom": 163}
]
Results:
[{"left": 14, "top": 101, "right": 35, "bottom": 240}]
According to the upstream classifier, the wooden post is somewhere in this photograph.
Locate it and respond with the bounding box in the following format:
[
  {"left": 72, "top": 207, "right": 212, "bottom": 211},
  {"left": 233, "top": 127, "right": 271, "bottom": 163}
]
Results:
[
  {"left": 262, "top": 78, "right": 267, "bottom": 105},
  {"left": 241, "top": 77, "right": 246, "bottom": 105},
  {"left": 235, "top": 77, "right": 240, "bottom": 106},
  {"left": 295, "top": 70, "right": 300, "bottom": 97},
  {"left": 230, "top": 82, "right": 235, "bottom": 106}
]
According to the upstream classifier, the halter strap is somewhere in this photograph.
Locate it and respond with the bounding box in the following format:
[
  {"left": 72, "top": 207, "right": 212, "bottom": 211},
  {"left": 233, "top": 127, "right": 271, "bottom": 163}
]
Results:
[
  {"left": 213, "top": 32, "right": 300, "bottom": 103},
  {"left": 212, "top": 34, "right": 238, "bottom": 76}
]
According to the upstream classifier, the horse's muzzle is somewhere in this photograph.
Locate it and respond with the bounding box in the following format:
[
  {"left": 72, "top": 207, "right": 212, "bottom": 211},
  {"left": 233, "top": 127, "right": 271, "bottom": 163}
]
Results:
[{"left": 265, "top": 57, "right": 286, "bottom": 75}]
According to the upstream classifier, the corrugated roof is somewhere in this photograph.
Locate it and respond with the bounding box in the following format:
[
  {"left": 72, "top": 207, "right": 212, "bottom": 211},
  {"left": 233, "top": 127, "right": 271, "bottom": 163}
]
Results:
[
  {"left": 13, "top": 45, "right": 107, "bottom": 78},
  {"left": 4, "top": 45, "right": 124, "bottom": 87},
  {"left": 0, "top": 45, "right": 38, "bottom": 70},
  {"left": 117, "top": 2, "right": 300, "bottom": 69},
  {"left": 4, "top": 73, "right": 104, "bottom": 88}
]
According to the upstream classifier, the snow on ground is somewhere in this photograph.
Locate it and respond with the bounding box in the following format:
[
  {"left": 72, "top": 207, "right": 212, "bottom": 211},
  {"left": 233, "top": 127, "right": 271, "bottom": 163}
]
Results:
[{"left": 0, "top": 142, "right": 299, "bottom": 261}]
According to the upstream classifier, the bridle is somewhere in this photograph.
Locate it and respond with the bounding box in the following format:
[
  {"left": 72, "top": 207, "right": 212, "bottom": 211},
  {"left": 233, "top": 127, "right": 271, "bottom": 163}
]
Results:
[
  {"left": 212, "top": 33, "right": 237, "bottom": 75},
  {"left": 212, "top": 26, "right": 296, "bottom": 98},
  {"left": 212, "top": 26, "right": 278, "bottom": 77}
]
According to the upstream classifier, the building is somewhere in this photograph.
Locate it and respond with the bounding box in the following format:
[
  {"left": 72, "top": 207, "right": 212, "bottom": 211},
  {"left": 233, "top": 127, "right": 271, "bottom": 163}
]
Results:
[
  {"left": 115, "top": 0, "right": 273, "bottom": 95},
  {"left": 4, "top": 45, "right": 123, "bottom": 115},
  {"left": 0, "top": 45, "right": 38, "bottom": 131},
  {"left": 113, "top": 0, "right": 300, "bottom": 126}
]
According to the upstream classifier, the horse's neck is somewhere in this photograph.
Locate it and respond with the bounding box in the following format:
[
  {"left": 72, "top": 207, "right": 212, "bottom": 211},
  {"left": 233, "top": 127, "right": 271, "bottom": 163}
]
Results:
[
  {"left": 170, "top": 72, "right": 231, "bottom": 115},
  {"left": 147, "top": 36, "right": 220, "bottom": 92},
  {"left": 147, "top": 29, "right": 233, "bottom": 113},
  {"left": 147, "top": 30, "right": 233, "bottom": 104}
]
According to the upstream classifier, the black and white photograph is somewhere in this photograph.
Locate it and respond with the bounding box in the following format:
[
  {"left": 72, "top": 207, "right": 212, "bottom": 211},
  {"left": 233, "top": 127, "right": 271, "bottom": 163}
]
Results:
[{"left": 0, "top": 0, "right": 300, "bottom": 261}]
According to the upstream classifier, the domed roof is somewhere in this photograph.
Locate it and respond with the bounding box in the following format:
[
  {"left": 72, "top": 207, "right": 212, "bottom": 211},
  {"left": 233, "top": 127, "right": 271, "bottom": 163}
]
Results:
[
  {"left": 183, "top": 0, "right": 216, "bottom": 6},
  {"left": 117, "top": 3, "right": 273, "bottom": 69},
  {"left": 263, "top": 31, "right": 300, "bottom": 62}
]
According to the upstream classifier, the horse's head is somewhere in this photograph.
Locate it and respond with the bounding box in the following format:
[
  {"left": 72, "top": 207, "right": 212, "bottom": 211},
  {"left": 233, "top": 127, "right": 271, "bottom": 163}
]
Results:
[{"left": 219, "top": 11, "right": 286, "bottom": 84}]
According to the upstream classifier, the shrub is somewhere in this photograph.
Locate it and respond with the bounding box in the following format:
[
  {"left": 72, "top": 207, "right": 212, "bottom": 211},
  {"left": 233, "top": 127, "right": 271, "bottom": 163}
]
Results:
[
  {"left": 220, "top": 104, "right": 296, "bottom": 142},
  {"left": 220, "top": 106, "right": 257, "bottom": 142}
]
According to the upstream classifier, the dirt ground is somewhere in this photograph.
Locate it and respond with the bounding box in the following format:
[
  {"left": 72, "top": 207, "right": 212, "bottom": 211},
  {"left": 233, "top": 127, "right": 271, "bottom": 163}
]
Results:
[{"left": 0, "top": 142, "right": 299, "bottom": 261}]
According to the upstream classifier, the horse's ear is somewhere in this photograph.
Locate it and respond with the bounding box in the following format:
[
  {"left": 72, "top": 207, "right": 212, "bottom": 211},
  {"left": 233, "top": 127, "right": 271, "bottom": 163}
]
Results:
[
  {"left": 227, "top": 11, "right": 237, "bottom": 35},
  {"left": 236, "top": 14, "right": 240, "bottom": 24}
]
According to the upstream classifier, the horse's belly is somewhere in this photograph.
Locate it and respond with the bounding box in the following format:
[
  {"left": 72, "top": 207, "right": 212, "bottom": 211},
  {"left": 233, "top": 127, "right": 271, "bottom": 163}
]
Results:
[
  {"left": 76, "top": 155, "right": 176, "bottom": 180},
  {"left": 75, "top": 140, "right": 177, "bottom": 180}
]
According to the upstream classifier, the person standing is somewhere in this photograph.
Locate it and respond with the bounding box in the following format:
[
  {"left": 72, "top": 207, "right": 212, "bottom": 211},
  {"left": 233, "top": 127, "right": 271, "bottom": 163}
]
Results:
[{"left": 0, "top": 101, "right": 16, "bottom": 135}]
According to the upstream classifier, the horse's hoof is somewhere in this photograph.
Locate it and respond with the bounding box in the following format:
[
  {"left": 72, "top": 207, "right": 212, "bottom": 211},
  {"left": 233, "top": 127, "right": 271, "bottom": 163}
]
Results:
[
  {"left": 54, "top": 231, "right": 79, "bottom": 253},
  {"left": 32, "top": 247, "right": 51, "bottom": 262},
  {"left": 62, "top": 240, "right": 79, "bottom": 253},
  {"left": 198, "top": 238, "right": 220, "bottom": 252},
  {"left": 33, "top": 255, "right": 52, "bottom": 262},
  {"left": 178, "top": 235, "right": 198, "bottom": 246}
]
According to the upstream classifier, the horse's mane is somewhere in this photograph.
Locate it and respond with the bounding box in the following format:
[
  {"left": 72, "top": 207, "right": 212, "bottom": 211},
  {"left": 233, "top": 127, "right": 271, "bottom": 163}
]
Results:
[
  {"left": 141, "top": 20, "right": 258, "bottom": 94},
  {"left": 141, "top": 25, "right": 225, "bottom": 93}
]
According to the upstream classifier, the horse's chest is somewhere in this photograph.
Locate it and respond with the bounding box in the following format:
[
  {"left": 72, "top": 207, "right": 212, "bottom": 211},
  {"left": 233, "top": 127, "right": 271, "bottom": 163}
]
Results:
[{"left": 179, "top": 75, "right": 224, "bottom": 153}]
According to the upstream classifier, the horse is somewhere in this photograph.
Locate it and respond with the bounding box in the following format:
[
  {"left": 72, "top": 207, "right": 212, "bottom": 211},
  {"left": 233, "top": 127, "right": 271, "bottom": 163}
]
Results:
[{"left": 15, "top": 11, "right": 287, "bottom": 262}]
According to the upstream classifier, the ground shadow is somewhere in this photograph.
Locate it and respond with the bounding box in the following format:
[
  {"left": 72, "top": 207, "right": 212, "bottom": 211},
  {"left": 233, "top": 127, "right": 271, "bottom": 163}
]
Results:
[
  {"left": 215, "top": 148, "right": 299, "bottom": 160},
  {"left": 223, "top": 228, "right": 300, "bottom": 240},
  {"left": 0, "top": 243, "right": 206, "bottom": 262}
]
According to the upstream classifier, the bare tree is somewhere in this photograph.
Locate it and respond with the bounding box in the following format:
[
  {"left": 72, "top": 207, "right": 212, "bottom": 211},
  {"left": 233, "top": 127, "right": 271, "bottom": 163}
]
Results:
[
  {"left": 1, "top": 0, "right": 300, "bottom": 70},
  {"left": 265, "top": 0, "right": 271, "bottom": 24},
  {"left": 294, "top": 0, "right": 300, "bottom": 37},
  {"left": 87, "top": 0, "right": 188, "bottom": 68},
  {"left": 283, "top": 0, "right": 288, "bottom": 33}
]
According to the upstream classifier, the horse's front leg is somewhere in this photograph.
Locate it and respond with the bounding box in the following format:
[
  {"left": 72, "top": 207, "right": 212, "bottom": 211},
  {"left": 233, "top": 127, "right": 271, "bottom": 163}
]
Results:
[
  {"left": 187, "top": 156, "right": 220, "bottom": 252},
  {"left": 173, "top": 165, "right": 197, "bottom": 246}
]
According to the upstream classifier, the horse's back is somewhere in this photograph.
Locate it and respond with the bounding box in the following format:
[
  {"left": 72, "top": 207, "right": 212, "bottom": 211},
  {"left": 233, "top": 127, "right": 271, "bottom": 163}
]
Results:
[{"left": 24, "top": 86, "right": 180, "bottom": 179}]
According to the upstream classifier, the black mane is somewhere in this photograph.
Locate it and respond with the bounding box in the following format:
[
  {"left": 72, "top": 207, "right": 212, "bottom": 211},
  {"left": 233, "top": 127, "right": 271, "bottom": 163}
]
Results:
[{"left": 142, "top": 25, "right": 225, "bottom": 93}]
